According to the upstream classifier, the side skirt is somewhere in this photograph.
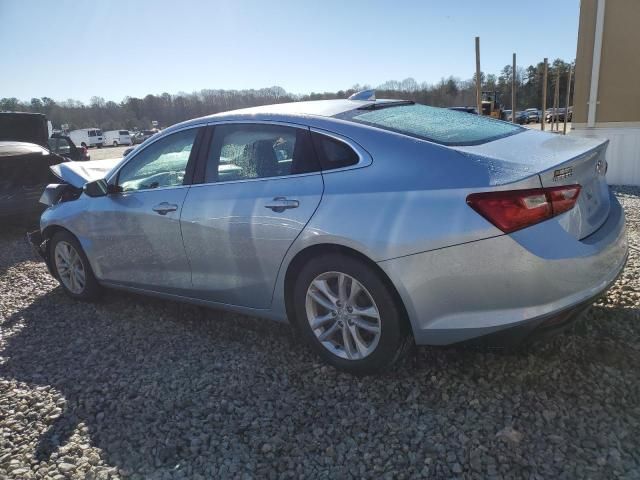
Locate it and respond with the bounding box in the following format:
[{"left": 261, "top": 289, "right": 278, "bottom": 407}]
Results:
[{"left": 99, "top": 281, "right": 289, "bottom": 323}]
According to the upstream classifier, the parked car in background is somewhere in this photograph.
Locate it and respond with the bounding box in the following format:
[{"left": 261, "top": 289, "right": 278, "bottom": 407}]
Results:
[
  {"left": 504, "top": 110, "right": 529, "bottom": 124},
  {"left": 545, "top": 108, "right": 573, "bottom": 123},
  {"left": 48, "top": 134, "right": 90, "bottom": 161},
  {"left": 448, "top": 106, "right": 478, "bottom": 114},
  {"left": 132, "top": 130, "right": 158, "bottom": 144},
  {"left": 0, "top": 112, "right": 49, "bottom": 147},
  {"left": 524, "top": 108, "right": 541, "bottom": 123},
  {"left": 104, "top": 130, "right": 132, "bottom": 147},
  {"left": 515, "top": 111, "right": 529, "bottom": 124},
  {"left": 29, "top": 94, "right": 626, "bottom": 374},
  {"left": 0, "top": 141, "right": 68, "bottom": 223},
  {"left": 69, "top": 128, "right": 104, "bottom": 148}
]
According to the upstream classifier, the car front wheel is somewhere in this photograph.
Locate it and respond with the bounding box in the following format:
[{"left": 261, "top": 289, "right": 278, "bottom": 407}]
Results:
[
  {"left": 50, "top": 231, "right": 102, "bottom": 300},
  {"left": 293, "top": 253, "right": 412, "bottom": 374}
]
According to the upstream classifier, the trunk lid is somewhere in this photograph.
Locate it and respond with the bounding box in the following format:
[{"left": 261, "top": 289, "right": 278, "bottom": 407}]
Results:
[
  {"left": 50, "top": 157, "right": 121, "bottom": 188},
  {"left": 454, "top": 129, "right": 610, "bottom": 239}
]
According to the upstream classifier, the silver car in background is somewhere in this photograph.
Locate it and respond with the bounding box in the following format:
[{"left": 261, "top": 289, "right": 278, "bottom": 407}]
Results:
[{"left": 29, "top": 92, "right": 627, "bottom": 374}]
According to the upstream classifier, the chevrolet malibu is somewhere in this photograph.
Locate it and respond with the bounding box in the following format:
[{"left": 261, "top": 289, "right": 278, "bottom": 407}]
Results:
[{"left": 29, "top": 92, "right": 628, "bottom": 374}]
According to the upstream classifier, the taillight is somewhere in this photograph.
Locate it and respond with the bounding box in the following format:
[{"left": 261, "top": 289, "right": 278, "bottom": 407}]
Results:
[
  {"left": 547, "top": 185, "right": 581, "bottom": 214},
  {"left": 467, "top": 185, "right": 581, "bottom": 233}
]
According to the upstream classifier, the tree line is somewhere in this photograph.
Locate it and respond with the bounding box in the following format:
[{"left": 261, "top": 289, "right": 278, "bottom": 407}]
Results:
[{"left": 0, "top": 58, "right": 573, "bottom": 131}]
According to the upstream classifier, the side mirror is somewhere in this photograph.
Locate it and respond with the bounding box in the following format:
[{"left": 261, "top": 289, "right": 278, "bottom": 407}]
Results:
[{"left": 83, "top": 179, "right": 109, "bottom": 197}]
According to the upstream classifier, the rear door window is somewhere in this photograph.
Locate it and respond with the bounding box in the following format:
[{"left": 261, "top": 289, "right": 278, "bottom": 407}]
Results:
[{"left": 204, "top": 124, "right": 319, "bottom": 183}]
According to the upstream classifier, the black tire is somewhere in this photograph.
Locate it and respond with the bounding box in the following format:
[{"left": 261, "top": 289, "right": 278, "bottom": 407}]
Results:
[
  {"left": 97, "top": 143, "right": 103, "bottom": 149},
  {"left": 50, "top": 230, "right": 102, "bottom": 301},
  {"left": 292, "top": 253, "right": 413, "bottom": 375},
  {"left": 113, "top": 141, "right": 118, "bottom": 147},
  {"left": 81, "top": 142, "right": 87, "bottom": 148}
]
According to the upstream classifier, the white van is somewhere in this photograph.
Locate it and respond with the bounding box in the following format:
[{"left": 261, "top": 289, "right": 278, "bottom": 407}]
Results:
[
  {"left": 104, "top": 130, "right": 132, "bottom": 147},
  {"left": 69, "top": 128, "right": 104, "bottom": 148}
]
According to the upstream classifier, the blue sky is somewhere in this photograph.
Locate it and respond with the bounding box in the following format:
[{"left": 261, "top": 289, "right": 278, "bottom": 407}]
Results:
[{"left": 0, "top": 0, "right": 580, "bottom": 103}]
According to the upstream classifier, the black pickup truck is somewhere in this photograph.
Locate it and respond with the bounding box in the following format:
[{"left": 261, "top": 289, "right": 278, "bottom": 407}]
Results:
[
  {"left": 0, "top": 112, "right": 49, "bottom": 146},
  {"left": 0, "top": 112, "right": 69, "bottom": 224},
  {"left": 0, "top": 141, "right": 67, "bottom": 223}
]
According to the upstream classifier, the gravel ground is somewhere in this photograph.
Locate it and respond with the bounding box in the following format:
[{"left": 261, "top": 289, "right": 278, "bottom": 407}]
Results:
[
  {"left": 1, "top": 189, "right": 639, "bottom": 479},
  {"left": 87, "top": 145, "right": 129, "bottom": 162}
]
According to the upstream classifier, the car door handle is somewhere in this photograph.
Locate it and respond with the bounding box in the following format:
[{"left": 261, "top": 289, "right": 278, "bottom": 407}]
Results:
[
  {"left": 152, "top": 202, "right": 178, "bottom": 215},
  {"left": 264, "top": 197, "right": 299, "bottom": 213}
]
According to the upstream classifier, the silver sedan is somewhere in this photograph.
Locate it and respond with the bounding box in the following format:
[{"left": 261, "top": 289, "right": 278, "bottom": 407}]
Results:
[{"left": 30, "top": 92, "right": 628, "bottom": 374}]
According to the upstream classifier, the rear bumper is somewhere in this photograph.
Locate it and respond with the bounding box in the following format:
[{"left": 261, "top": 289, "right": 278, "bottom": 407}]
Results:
[
  {"left": 456, "top": 263, "right": 624, "bottom": 348},
  {"left": 379, "top": 192, "right": 628, "bottom": 346}
]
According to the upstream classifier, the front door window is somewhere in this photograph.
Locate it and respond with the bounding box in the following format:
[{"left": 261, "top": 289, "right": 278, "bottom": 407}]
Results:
[{"left": 117, "top": 128, "right": 197, "bottom": 191}]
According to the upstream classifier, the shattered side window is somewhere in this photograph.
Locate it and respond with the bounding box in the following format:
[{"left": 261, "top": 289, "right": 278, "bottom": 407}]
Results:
[{"left": 338, "top": 104, "right": 522, "bottom": 146}]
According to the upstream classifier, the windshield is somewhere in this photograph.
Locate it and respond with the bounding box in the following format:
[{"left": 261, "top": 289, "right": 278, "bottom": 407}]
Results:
[{"left": 337, "top": 104, "right": 522, "bottom": 146}]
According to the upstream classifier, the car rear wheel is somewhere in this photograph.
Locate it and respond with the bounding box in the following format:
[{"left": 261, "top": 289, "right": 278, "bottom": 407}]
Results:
[
  {"left": 293, "top": 253, "right": 412, "bottom": 374},
  {"left": 113, "top": 141, "right": 118, "bottom": 147},
  {"left": 81, "top": 142, "right": 87, "bottom": 148},
  {"left": 50, "top": 231, "right": 101, "bottom": 301}
]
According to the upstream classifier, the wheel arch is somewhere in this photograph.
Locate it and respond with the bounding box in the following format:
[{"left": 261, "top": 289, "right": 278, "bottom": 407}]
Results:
[
  {"left": 42, "top": 223, "right": 77, "bottom": 242},
  {"left": 39, "top": 224, "right": 80, "bottom": 276},
  {"left": 283, "top": 243, "right": 411, "bottom": 336}
]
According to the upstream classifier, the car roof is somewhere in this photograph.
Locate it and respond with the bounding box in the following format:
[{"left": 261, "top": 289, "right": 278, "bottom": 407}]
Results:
[
  {"left": 167, "top": 98, "right": 405, "bottom": 133},
  {"left": 209, "top": 99, "right": 379, "bottom": 118}
]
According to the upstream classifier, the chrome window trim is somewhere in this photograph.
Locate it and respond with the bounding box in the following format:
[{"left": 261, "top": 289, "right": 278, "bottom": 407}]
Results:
[
  {"left": 189, "top": 170, "right": 322, "bottom": 189},
  {"left": 114, "top": 184, "right": 192, "bottom": 196},
  {"left": 106, "top": 123, "right": 205, "bottom": 193}
]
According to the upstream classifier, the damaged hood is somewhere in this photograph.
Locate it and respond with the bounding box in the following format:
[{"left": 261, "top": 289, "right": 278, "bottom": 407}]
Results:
[{"left": 50, "top": 158, "right": 121, "bottom": 188}]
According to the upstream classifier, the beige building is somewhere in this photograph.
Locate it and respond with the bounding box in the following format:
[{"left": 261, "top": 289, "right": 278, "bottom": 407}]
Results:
[{"left": 572, "top": 0, "right": 640, "bottom": 185}]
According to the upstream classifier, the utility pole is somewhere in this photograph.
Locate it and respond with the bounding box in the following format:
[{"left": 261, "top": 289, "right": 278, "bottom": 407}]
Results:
[
  {"left": 563, "top": 65, "right": 573, "bottom": 134},
  {"left": 511, "top": 53, "right": 516, "bottom": 123},
  {"left": 475, "top": 37, "right": 482, "bottom": 115},
  {"left": 541, "top": 58, "right": 548, "bottom": 131},
  {"left": 551, "top": 68, "right": 560, "bottom": 132}
]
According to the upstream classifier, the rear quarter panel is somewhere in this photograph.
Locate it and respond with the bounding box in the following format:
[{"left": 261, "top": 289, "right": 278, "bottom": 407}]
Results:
[
  {"left": 269, "top": 126, "right": 540, "bottom": 319},
  {"left": 293, "top": 127, "right": 540, "bottom": 262}
]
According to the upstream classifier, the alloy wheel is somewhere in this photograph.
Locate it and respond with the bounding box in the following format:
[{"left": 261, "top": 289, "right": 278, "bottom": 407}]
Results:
[
  {"left": 54, "top": 241, "right": 86, "bottom": 294},
  {"left": 305, "top": 271, "right": 382, "bottom": 360}
]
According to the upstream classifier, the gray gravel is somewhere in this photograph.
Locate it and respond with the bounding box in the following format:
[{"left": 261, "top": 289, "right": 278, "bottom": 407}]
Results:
[{"left": 1, "top": 188, "right": 639, "bottom": 479}]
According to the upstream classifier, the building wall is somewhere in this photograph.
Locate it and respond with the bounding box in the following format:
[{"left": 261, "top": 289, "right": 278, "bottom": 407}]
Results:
[
  {"left": 571, "top": 0, "right": 640, "bottom": 186},
  {"left": 574, "top": 0, "right": 640, "bottom": 124},
  {"left": 572, "top": 0, "right": 596, "bottom": 125}
]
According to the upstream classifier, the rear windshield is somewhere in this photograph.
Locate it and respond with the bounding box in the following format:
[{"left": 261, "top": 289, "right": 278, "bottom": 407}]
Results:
[{"left": 337, "top": 104, "right": 522, "bottom": 146}]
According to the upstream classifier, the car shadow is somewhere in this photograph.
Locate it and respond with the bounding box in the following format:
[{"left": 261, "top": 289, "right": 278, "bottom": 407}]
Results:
[
  {"left": 0, "top": 224, "right": 39, "bottom": 276},
  {"left": 1, "top": 272, "right": 638, "bottom": 477}
]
